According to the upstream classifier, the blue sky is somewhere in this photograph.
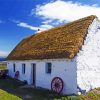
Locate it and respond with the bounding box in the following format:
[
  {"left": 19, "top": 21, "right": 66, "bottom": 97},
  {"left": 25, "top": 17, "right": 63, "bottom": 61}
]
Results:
[{"left": 0, "top": 0, "right": 100, "bottom": 57}]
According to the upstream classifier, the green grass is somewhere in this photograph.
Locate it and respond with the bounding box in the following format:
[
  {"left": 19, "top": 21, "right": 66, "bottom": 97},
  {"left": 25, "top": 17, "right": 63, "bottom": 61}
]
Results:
[
  {"left": 0, "top": 89, "right": 21, "bottom": 100},
  {"left": 79, "top": 89, "right": 100, "bottom": 100},
  {"left": 54, "top": 89, "right": 100, "bottom": 100},
  {"left": 0, "top": 63, "right": 7, "bottom": 70}
]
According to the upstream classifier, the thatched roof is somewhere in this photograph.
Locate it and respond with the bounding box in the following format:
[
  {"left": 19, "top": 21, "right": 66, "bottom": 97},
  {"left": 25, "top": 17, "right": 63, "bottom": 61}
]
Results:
[{"left": 7, "top": 15, "right": 96, "bottom": 60}]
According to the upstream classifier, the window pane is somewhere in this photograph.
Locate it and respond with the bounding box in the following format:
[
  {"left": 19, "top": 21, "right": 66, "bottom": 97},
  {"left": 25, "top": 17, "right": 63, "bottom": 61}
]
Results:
[
  {"left": 22, "top": 64, "right": 25, "bottom": 74},
  {"left": 46, "top": 63, "right": 52, "bottom": 74}
]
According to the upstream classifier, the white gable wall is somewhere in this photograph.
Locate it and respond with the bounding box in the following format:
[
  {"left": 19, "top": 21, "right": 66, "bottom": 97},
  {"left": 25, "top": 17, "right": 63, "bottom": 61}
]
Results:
[
  {"left": 76, "top": 18, "right": 100, "bottom": 91},
  {"left": 7, "top": 59, "right": 77, "bottom": 95}
]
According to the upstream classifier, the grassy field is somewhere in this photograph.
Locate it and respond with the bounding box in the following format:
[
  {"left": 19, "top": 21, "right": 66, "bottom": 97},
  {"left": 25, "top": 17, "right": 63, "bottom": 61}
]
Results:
[
  {"left": 0, "top": 62, "right": 7, "bottom": 70},
  {"left": 0, "top": 89, "right": 21, "bottom": 100},
  {"left": 0, "top": 77, "right": 100, "bottom": 100}
]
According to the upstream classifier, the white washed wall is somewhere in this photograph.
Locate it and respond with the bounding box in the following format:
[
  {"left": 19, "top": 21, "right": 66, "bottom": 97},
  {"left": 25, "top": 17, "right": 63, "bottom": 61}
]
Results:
[
  {"left": 35, "top": 59, "right": 77, "bottom": 95},
  {"left": 7, "top": 59, "right": 77, "bottom": 95},
  {"left": 7, "top": 62, "right": 32, "bottom": 84},
  {"left": 76, "top": 18, "right": 100, "bottom": 91}
]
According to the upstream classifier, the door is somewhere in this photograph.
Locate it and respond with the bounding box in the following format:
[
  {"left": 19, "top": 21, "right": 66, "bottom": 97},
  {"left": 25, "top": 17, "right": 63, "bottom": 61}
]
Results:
[{"left": 32, "top": 63, "right": 36, "bottom": 85}]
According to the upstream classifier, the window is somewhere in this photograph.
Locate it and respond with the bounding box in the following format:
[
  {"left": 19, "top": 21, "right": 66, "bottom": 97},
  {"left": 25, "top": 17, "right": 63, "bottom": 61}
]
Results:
[
  {"left": 46, "top": 63, "right": 52, "bottom": 74},
  {"left": 13, "top": 63, "right": 16, "bottom": 72},
  {"left": 22, "top": 64, "right": 26, "bottom": 74}
]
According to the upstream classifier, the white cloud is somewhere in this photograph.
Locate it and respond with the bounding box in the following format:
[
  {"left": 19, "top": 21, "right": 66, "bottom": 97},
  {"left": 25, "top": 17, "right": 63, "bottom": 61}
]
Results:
[
  {"left": 0, "top": 50, "right": 9, "bottom": 57},
  {"left": 34, "top": 0, "right": 100, "bottom": 22},
  {"left": 41, "top": 19, "right": 65, "bottom": 26},
  {"left": 12, "top": 1, "right": 100, "bottom": 33},
  {"left": 42, "top": 19, "right": 53, "bottom": 24},
  {"left": 16, "top": 21, "right": 53, "bottom": 32},
  {"left": 40, "top": 24, "right": 53, "bottom": 29},
  {"left": 17, "top": 22, "right": 39, "bottom": 31}
]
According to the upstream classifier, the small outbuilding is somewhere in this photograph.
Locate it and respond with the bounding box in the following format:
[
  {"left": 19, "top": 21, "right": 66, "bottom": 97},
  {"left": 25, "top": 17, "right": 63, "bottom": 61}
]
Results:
[{"left": 7, "top": 15, "right": 100, "bottom": 94}]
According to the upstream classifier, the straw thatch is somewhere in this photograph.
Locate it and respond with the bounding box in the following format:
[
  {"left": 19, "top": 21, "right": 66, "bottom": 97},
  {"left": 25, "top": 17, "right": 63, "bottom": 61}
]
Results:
[{"left": 7, "top": 15, "right": 96, "bottom": 60}]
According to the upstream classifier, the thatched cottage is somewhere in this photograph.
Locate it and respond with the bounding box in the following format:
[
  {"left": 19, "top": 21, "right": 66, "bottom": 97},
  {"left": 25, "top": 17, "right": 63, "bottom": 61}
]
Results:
[{"left": 7, "top": 15, "right": 100, "bottom": 95}]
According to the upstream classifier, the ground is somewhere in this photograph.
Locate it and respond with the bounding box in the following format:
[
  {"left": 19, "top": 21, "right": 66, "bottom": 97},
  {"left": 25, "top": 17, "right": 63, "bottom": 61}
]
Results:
[{"left": 0, "top": 77, "right": 100, "bottom": 100}]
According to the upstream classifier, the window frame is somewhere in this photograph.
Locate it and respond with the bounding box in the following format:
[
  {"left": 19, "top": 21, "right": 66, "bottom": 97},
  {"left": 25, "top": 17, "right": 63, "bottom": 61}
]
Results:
[{"left": 46, "top": 62, "right": 52, "bottom": 74}]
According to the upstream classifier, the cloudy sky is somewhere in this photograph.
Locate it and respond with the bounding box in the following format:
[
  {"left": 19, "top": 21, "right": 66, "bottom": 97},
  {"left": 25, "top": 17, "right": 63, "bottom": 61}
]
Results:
[{"left": 0, "top": 0, "right": 100, "bottom": 57}]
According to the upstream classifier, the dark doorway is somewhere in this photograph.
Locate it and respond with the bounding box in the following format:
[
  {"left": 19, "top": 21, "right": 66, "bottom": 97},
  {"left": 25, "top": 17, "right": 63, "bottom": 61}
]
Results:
[{"left": 32, "top": 63, "right": 36, "bottom": 85}]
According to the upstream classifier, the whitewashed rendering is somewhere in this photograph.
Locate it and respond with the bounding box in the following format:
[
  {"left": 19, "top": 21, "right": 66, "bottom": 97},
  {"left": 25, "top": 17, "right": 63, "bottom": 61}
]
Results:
[{"left": 7, "top": 15, "right": 100, "bottom": 95}]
